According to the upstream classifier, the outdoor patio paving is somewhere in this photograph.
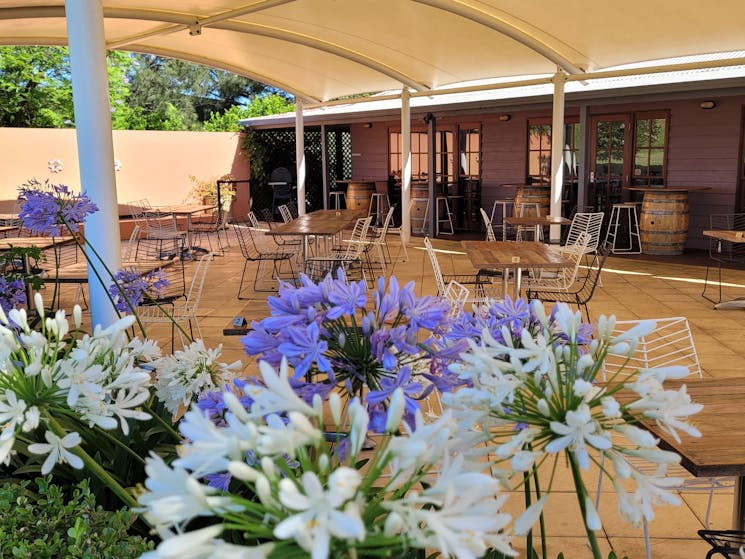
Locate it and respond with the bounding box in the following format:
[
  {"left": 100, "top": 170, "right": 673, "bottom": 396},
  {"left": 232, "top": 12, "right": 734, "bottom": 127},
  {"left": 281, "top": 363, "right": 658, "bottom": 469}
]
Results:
[{"left": 63, "top": 228, "right": 745, "bottom": 559}]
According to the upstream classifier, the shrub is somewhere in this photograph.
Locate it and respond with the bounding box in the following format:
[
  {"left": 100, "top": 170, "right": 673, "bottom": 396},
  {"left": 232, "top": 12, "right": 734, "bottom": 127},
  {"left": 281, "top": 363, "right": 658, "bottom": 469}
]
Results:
[{"left": 0, "top": 476, "right": 154, "bottom": 558}]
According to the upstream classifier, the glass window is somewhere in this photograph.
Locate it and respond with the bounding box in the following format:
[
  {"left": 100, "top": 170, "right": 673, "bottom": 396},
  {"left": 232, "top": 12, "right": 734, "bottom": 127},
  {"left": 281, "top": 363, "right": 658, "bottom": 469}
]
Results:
[
  {"left": 389, "top": 131, "right": 429, "bottom": 180},
  {"left": 527, "top": 122, "right": 579, "bottom": 184},
  {"left": 632, "top": 113, "right": 667, "bottom": 186}
]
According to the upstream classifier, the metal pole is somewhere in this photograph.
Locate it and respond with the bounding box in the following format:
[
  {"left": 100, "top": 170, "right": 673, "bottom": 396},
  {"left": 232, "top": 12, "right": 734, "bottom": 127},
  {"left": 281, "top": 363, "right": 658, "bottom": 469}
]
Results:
[
  {"left": 295, "top": 100, "right": 306, "bottom": 215},
  {"left": 550, "top": 69, "right": 567, "bottom": 242},
  {"left": 427, "top": 113, "right": 437, "bottom": 237},
  {"left": 65, "top": 0, "right": 121, "bottom": 327},
  {"left": 577, "top": 104, "right": 590, "bottom": 212},
  {"left": 401, "top": 89, "right": 411, "bottom": 244}
]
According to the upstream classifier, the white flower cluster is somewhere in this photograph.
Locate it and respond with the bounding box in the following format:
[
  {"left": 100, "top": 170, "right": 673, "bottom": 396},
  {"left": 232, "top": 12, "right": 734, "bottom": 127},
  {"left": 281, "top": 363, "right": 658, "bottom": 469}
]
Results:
[
  {"left": 444, "top": 302, "right": 703, "bottom": 531},
  {"left": 153, "top": 339, "right": 241, "bottom": 416},
  {"left": 0, "top": 296, "right": 158, "bottom": 473},
  {"left": 137, "top": 359, "right": 515, "bottom": 559}
]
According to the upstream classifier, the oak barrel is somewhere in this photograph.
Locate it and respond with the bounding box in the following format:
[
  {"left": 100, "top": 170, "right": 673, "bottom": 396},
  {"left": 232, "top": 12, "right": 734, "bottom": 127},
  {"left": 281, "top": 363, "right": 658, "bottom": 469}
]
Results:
[
  {"left": 640, "top": 191, "right": 688, "bottom": 255},
  {"left": 346, "top": 181, "right": 375, "bottom": 212},
  {"left": 410, "top": 182, "right": 430, "bottom": 234},
  {"left": 514, "top": 185, "right": 550, "bottom": 217}
]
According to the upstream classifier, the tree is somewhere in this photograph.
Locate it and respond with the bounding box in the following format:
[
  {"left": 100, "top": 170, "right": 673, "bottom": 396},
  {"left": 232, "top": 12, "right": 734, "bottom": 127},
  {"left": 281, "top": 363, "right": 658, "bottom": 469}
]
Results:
[
  {"left": 0, "top": 47, "right": 73, "bottom": 127},
  {"left": 203, "top": 94, "right": 295, "bottom": 131},
  {"left": 0, "top": 47, "right": 289, "bottom": 130}
]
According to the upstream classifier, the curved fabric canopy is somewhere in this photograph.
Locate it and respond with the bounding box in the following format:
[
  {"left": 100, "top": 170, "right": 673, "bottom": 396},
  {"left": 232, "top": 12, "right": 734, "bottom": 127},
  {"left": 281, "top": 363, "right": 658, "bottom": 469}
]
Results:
[{"left": 3, "top": 1, "right": 745, "bottom": 102}]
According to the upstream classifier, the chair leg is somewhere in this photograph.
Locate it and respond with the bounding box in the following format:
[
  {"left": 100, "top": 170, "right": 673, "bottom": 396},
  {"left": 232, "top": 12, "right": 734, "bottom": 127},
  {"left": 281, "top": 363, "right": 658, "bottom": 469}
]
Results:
[{"left": 238, "top": 260, "right": 250, "bottom": 299}]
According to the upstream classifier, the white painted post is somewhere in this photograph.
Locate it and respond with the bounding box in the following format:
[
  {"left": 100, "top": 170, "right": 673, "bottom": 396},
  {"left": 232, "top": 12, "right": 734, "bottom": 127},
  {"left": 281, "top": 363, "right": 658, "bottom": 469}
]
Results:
[
  {"left": 550, "top": 70, "right": 567, "bottom": 242},
  {"left": 295, "top": 100, "right": 306, "bottom": 215},
  {"left": 65, "top": 0, "right": 121, "bottom": 327},
  {"left": 401, "top": 88, "right": 411, "bottom": 244},
  {"left": 321, "top": 123, "right": 328, "bottom": 210}
]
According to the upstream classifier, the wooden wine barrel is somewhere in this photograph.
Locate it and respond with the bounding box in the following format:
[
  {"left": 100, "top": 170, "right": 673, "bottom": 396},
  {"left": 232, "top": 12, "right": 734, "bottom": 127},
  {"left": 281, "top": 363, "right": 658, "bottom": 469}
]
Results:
[
  {"left": 514, "top": 185, "right": 550, "bottom": 217},
  {"left": 639, "top": 191, "right": 688, "bottom": 255},
  {"left": 410, "top": 182, "right": 430, "bottom": 234},
  {"left": 346, "top": 181, "right": 375, "bottom": 212}
]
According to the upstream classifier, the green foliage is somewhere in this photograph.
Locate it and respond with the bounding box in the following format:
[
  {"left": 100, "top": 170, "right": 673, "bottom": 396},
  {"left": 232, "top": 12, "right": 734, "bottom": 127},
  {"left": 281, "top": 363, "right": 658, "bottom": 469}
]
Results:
[
  {"left": 0, "top": 47, "right": 290, "bottom": 131},
  {"left": 203, "top": 93, "right": 294, "bottom": 131},
  {"left": 0, "top": 476, "right": 154, "bottom": 558},
  {"left": 0, "top": 47, "right": 73, "bottom": 128}
]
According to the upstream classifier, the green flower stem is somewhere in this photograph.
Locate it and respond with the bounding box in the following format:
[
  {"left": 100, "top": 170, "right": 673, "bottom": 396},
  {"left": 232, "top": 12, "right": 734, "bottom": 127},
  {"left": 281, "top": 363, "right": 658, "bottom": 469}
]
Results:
[
  {"left": 46, "top": 415, "right": 138, "bottom": 510},
  {"left": 142, "top": 402, "right": 181, "bottom": 442},
  {"left": 568, "top": 451, "right": 603, "bottom": 559}
]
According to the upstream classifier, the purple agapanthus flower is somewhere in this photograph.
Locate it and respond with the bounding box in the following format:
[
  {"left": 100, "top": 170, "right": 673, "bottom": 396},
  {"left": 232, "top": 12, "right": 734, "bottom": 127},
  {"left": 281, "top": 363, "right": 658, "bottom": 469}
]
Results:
[
  {"left": 0, "top": 276, "right": 26, "bottom": 314},
  {"left": 366, "top": 366, "right": 423, "bottom": 418},
  {"left": 18, "top": 178, "right": 98, "bottom": 236},
  {"left": 277, "top": 321, "right": 332, "bottom": 378},
  {"left": 108, "top": 267, "right": 169, "bottom": 312}
]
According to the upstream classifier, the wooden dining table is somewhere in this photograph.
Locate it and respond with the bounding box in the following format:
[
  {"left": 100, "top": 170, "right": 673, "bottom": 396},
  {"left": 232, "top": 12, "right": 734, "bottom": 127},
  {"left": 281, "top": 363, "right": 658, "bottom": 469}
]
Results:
[
  {"left": 159, "top": 203, "right": 216, "bottom": 253},
  {"left": 637, "top": 377, "right": 745, "bottom": 530},
  {"left": 460, "top": 240, "right": 572, "bottom": 298},
  {"left": 266, "top": 209, "right": 364, "bottom": 265},
  {"left": 0, "top": 236, "right": 76, "bottom": 305}
]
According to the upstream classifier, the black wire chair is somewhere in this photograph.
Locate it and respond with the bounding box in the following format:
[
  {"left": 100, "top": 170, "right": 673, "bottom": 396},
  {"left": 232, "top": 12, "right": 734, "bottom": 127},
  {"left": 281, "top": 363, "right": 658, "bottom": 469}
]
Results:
[
  {"left": 698, "top": 529, "right": 745, "bottom": 559},
  {"left": 526, "top": 242, "right": 610, "bottom": 322},
  {"left": 702, "top": 213, "right": 745, "bottom": 305},
  {"left": 232, "top": 222, "right": 295, "bottom": 296}
]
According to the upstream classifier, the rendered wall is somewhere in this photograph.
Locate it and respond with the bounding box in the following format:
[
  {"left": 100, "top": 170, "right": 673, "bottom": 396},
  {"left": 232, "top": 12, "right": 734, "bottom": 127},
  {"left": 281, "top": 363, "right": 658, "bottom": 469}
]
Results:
[{"left": 0, "top": 128, "right": 250, "bottom": 211}]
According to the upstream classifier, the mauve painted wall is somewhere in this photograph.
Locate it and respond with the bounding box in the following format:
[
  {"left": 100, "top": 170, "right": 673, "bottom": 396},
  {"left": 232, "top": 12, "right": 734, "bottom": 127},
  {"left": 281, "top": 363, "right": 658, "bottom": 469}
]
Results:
[{"left": 348, "top": 95, "right": 745, "bottom": 250}]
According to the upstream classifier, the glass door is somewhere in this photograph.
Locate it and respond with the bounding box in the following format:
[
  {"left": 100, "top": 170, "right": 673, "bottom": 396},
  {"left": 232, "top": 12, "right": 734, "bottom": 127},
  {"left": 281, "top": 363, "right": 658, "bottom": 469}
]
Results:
[{"left": 589, "top": 114, "right": 633, "bottom": 215}]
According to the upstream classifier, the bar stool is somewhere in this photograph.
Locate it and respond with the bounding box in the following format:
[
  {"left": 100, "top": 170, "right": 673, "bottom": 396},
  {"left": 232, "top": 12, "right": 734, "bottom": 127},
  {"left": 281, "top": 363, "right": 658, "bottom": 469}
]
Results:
[
  {"left": 516, "top": 202, "right": 543, "bottom": 242},
  {"left": 604, "top": 202, "right": 642, "bottom": 254},
  {"left": 368, "top": 193, "right": 391, "bottom": 227},
  {"left": 490, "top": 199, "right": 513, "bottom": 241},
  {"left": 329, "top": 191, "right": 346, "bottom": 210}
]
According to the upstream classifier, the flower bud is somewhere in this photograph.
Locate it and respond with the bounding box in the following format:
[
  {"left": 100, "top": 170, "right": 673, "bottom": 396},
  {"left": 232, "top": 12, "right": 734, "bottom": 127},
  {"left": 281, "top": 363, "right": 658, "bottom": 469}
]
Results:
[
  {"left": 385, "top": 388, "right": 405, "bottom": 433},
  {"left": 34, "top": 293, "right": 44, "bottom": 320},
  {"left": 73, "top": 305, "right": 82, "bottom": 329},
  {"left": 228, "top": 461, "right": 260, "bottom": 481}
]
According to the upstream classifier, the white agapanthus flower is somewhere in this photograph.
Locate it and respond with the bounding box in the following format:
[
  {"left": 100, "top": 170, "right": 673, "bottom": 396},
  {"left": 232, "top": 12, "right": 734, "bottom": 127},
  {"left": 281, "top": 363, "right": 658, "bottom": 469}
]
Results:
[
  {"left": 28, "top": 431, "right": 84, "bottom": 474},
  {"left": 154, "top": 340, "right": 241, "bottom": 415},
  {"left": 137, "top": 358, "right": 514, "bottom": 559},
  {"left": 441, "top": 302, "right": 704, "bottom": 556},
  {"left": 0, "top": 297, "right": 158, "bottom": 475}
]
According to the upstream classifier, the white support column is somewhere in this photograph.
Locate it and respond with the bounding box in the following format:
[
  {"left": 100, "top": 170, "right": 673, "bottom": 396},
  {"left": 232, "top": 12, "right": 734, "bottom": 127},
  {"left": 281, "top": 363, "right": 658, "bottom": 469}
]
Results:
[
  {"left": 295, "top": 100, "right": 306, "bottom": 215},
  {"left": 577, "top": 104, "right": 589, "bottom": 212},
  {"left": 550, "top": 69, "right": 567, "bottom": 242},
  {"left": 65, "top": 0, "right": 121, "bottom": 327},
  {"left": 320, "top": 124, "right": 328, "bottom": 210},
  {"left": 401, "top": 88, "right": 411, "bottom": 244}
]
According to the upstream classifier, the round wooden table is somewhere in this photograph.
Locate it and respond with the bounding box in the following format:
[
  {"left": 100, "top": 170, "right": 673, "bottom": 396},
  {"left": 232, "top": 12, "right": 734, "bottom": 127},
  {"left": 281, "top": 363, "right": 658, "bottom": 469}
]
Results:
[{"left": 625, "top": 186, "right": 711, "bottom": 255}]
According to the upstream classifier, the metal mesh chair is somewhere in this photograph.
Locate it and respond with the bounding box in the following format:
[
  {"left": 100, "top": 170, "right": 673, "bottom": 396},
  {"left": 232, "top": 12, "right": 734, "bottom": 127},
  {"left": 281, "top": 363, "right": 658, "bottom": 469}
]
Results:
[
  {"left": 424, "top": 236, "right": 502, "bottom": 304},
  {"left": 697, "top": 529, "right": 745, "bottom": 559},
  {"left": 136, "top": 252, "right": 212, "bottom": 351},
  {"left": 479, "top": 207, "right": 497, "bottom": 242},
  {"left": 526, "top": 242, "right": 609, "bottom": 321},
  {"left": 702, "top": 213, "right": 745, "bottom": 304},
  {"left": 189, "top": 207, "right": 229, "bottom": 254},
  {"left": 232, "top": 222, "right": 295, "bottom": 295},
  {"left": 304, "top": 216, "right": 372, "bottom": 282}
]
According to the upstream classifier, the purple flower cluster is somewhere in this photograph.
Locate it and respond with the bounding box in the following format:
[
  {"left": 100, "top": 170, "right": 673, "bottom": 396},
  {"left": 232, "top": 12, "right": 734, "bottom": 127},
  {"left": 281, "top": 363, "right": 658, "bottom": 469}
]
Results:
[
  {"left": 242, "top": 271, "right": 454, "bottom": 419},
  {"left": 18, "top": 178, "right": 98, "bottom": 236},
  {"left": 444, "top": 295, "right": 594, "bottom": 348},
  {"left": 108, "top": 268, "right": 170, "bottom": 312},
  {"left": 0, "top": 276, "right": 26, "bottom": 314}
]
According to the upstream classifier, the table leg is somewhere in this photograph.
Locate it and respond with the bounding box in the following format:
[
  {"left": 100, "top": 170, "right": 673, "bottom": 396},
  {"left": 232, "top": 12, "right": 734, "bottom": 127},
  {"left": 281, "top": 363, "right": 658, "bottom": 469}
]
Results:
[
  {"left": 515, "top": 266, "right": 523, "bottom": 299},
  {"left": 734, "top": 475, "right": 745, "bottom": 531}
]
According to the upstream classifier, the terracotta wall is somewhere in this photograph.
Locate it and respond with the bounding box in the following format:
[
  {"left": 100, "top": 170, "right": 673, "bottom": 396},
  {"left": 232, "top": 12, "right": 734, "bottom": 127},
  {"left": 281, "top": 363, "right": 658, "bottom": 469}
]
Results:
[{"left": 0, "top": 128, "right": 250, "bottom": 216}]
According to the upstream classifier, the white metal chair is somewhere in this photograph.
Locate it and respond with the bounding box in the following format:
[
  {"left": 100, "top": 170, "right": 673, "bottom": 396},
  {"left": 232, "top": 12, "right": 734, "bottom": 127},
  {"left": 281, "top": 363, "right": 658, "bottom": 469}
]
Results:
[
  {"left": 479, "top": 207, "right": 497, "bottom": 242},
  {"left": 443, "top": 279, "right": 470, "bottom": 317},
  {"left": 524, "top": 231, "right": 590, "bottom": 292},
  {"left": 564, "top": 211, "right": 604, "bottom": 256},
  {"left": 597, "top": 316, "right": 735, "bottom": 559},
  {"left": 137, "top": 252, "right": 212, "bottom": 350},
  {"left": 304, "top": 216, "right": 372, "bottom": 282},
  {"left": 424, "top": 236, "right": 501, "bottom": 304}
]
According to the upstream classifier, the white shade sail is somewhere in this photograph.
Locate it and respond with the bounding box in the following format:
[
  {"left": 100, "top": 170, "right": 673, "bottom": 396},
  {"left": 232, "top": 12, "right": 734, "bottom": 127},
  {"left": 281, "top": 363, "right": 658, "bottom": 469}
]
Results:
[{"left": 3, "top": 1, "right": 745, "bottom": 102}]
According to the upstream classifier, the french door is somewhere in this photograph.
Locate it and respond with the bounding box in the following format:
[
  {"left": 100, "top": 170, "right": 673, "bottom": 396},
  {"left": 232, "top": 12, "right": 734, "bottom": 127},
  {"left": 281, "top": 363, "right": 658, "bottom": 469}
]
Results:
[{"left": 589, "top": 114, "right": 633, "bottom": 215}]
